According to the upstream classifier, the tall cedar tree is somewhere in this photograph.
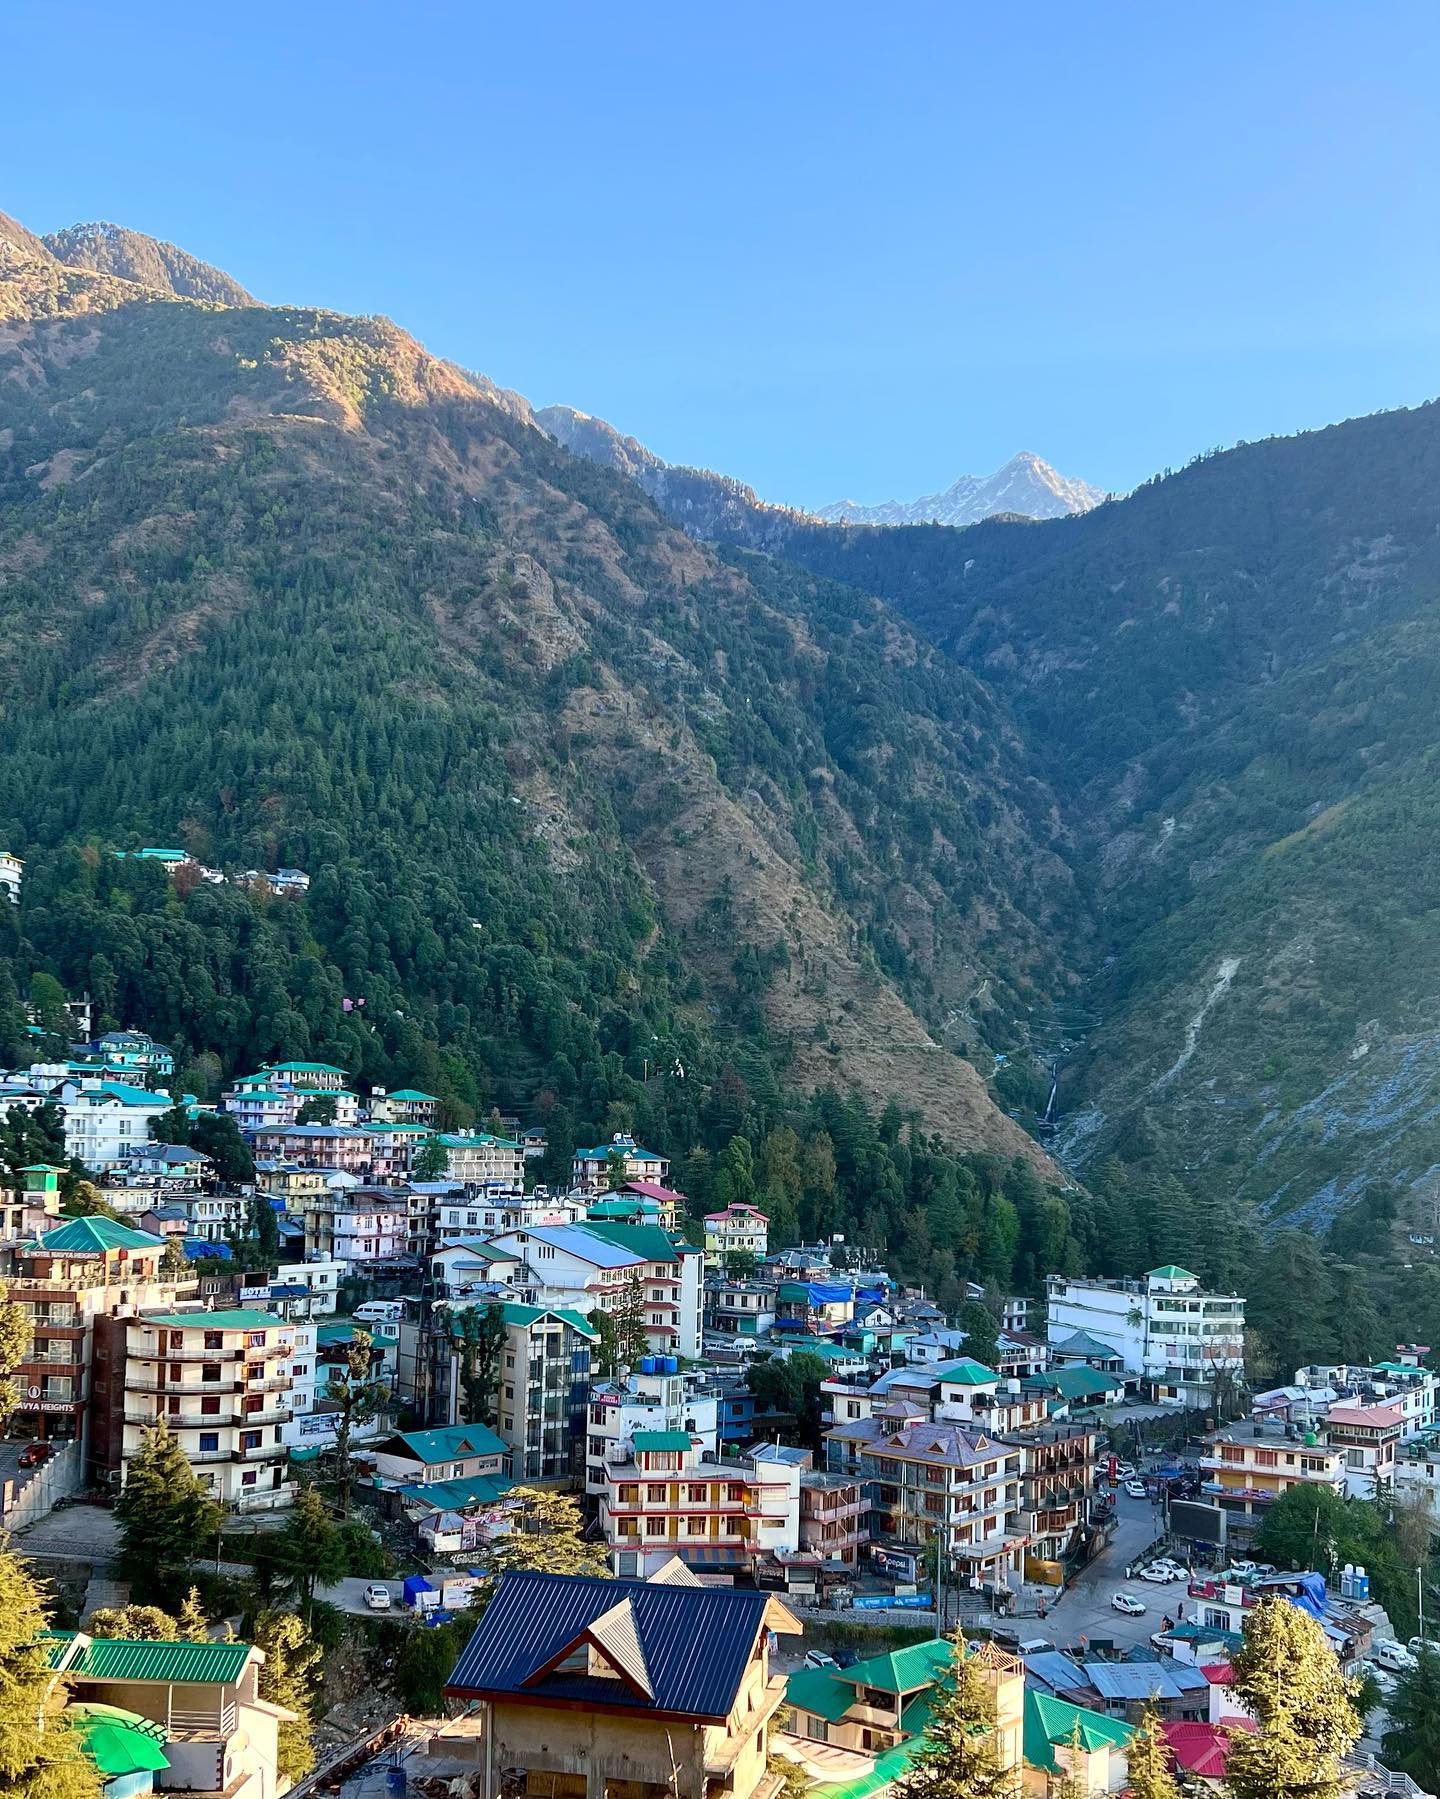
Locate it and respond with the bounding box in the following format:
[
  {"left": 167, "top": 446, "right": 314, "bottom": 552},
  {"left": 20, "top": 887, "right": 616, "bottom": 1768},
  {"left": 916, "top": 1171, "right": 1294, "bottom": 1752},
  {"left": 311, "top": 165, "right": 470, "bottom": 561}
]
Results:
[
  {"left": 489, "top": 1488, "right": 612, "bottom": 1579},
  {"left": 0, "top": 1542, "right": 104, "bottom": 1799},
  {"left": 114, "top": 1421, "right": 223, "bottom": 1605},
  {"left": 896, "top": 1633, "right": 1015, "bottom": 1799},
  {"left": 273, "top": 1487, "right": 348, "bottom": 1617},
  {"left": 325, "top": 1331, "right": 389, "bottom": 1517},
  {"left": 1123, "top": 1705, "right": 1182, "bottom": 1799},
  {"left": 1225, "top": 1597, "right": 1360, "bottom": 1799},
  {"left": 0, "top": 1278, "right": 33, "bottom": 1427},
  {"left": 1382, "top": 1647, "right": 1440, "bottom": 1794},
  {"left": 250, "top": 1611, "right": 320, "bottom": 1784},
  {"left": 175, "top": 1588, "right": 213, "bottom": 1643}
]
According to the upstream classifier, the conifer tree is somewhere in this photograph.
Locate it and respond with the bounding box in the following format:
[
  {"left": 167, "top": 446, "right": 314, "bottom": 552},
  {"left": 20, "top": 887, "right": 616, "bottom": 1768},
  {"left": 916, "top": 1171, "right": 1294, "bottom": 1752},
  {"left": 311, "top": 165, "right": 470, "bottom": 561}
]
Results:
[
  {"left": 87, "top": 1605, "right": 178, "bottom": 1640},
  {"left": 1124, "top": 1705, "right": 1182, "bottom": 1799},
  {"left": 0, "top": 1540, "right": 104, "bottom": 1799},
  {"left": 489, "top": 1488, "right": 612, "bottom": 1579},
  {"left": 1226, "top": 1597, "right": 1360, "bottom": 1799},
  {"left": 114, "top": 1421, "right": 223, "bottom": 1604},
  {"left": 324, "top": 1331, "right": 389, "bottom": 1517},
  {"left": 897, "top": 1633, "right": 1015, "bottom": 1799},
  {"left": 175, "top": 1588, "right": 212, "bottom": 1643},
  {"left": 250, "top": 1611, "right": 319, "bottom": 1783},
  {"left": 0, "top": 1278, "right": 32, "bottom": 1427}
]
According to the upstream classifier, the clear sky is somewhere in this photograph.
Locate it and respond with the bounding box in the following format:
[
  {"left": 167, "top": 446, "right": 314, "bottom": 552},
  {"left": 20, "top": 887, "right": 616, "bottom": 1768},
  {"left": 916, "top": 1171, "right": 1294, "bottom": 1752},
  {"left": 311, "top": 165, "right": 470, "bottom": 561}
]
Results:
[{"left": 5, "top": 1, "right": 1439, "bottom": 507}]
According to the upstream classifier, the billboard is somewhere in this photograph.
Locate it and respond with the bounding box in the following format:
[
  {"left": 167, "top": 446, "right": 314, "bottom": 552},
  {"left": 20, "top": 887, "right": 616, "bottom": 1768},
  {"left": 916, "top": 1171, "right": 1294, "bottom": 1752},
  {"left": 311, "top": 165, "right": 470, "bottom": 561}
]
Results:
[{"left": 1170, "top": 1499, "right": 1227, "bottom": 1546}]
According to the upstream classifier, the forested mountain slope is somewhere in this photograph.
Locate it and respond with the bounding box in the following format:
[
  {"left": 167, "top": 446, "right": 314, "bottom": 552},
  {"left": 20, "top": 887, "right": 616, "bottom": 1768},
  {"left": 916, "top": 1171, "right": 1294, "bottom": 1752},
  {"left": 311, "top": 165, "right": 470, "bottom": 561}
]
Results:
[
  {"left": 42, "top": 221, "right": 257, "bottom": 306},
  {"left": 695, "top": 410, "right": 1440, "bottom": 1224},
  {"left": 0, "top": 212, "right": 1083, "bottom": 1180}
]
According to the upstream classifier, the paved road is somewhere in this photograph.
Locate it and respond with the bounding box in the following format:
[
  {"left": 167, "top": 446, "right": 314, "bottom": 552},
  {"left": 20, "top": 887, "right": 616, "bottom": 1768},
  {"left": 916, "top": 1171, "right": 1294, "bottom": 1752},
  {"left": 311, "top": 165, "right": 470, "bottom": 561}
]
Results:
[
  {"left": 1047, "top": 1488, "right": 1179, "bottom": 1652},
  {"left": 318, "top": 1577, "right": 408, "bottom": 1617}
]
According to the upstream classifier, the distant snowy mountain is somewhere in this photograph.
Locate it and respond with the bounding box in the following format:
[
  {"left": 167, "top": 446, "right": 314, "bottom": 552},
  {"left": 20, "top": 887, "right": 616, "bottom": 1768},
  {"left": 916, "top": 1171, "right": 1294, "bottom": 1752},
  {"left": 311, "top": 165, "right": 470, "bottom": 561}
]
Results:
[{"left": 818, "top": 453, "right": 1105, "bottom": 527}]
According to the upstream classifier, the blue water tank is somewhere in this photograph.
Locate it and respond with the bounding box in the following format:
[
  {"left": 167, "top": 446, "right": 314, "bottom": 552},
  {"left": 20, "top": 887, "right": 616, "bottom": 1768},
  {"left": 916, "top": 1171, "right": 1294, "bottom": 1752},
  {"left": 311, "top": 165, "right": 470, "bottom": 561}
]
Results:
[
  {"left": 386, "top": 1768, "right": 406, "bottom": 1795},
  {"left": 641, "top": 1356, "right": 657, "bottom": 1374},
  {"left": 664, "top": 1355, "right": 678, "bottom": 1373}
]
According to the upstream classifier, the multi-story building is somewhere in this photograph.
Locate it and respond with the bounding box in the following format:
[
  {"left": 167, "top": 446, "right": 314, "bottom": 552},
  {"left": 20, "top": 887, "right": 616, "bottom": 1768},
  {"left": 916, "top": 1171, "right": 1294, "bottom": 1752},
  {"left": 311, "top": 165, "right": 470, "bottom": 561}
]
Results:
[
  {"left": 600, "top": 1434, "right": 801, "bottom": 1578},
  {"left": 1324, "top": 1401, "right": 1405, "bottom": 1499},
  {"left": 585, "top": 1362, "right": 722, "bottom": 1497},
  {"left": 442, "top": 1570, "right": 800, "bottom": 1799},
  {"left": 303, "top": 1187, "right": 407, "bottom": 1267},
  {"left": 825, "top": 1404, "right": 1026, "bottom": 1586},
  {"left": 488, "top": 1221, "right": 703, "bottom": 1359},
  {"left": 433, "top": 1186, "right": 583, "bottom": 1248},
  {"left": 364, "top": 1121, "right": 430, "bottom": 1182},
  {"left": 931, "top": 1359, "right": 1052, "bottom": 1434},
  {"left": 369, "top": 1086, "right": 439, "bottom": 1125},
  {"left": 1046, "top": 1266, "right": 1246, "bottom": 1408},
  {"left": 221, "top": 1083, "right": 301, "bottom": 1134},
  {"left": 435, "top": 1132, "right": 525, "bottom": 1189},
  {"left": 58, "top": 1079, "right": 174, "bottom": 1172},
  {"left": 86, "top": 1030, "right": 175, "bottom": 1084},
  {"left": 704, "top": 1202, "right": 769, "bottom": 1268},
  {"left": 95, "top": 1307, "right": 312, "bottom": 1512},
  {"left": 1200, "top": 1422, "right": 1346, "bottom": 1519},
  {"left": 251, "top": 1123, "right": 374, "bottom": 1173},
  {"left": 0, "top": 850, "right": 22, "bottom": 904},
  {"left": 571, "top": 1132, "right": 670, "bottom": 1195},
  {"left": 260, "top": 1060, "right": 351, "bottom": 1096},
  {"left": 704, "top": 1276, "right": 777, "bottom": 1341},
  {"left": 797, "top": 1469, "right": 866, "bottom": 1566},
  {"left": 1001, "top": 1421, "right": 1099, "bottom": 1567}
]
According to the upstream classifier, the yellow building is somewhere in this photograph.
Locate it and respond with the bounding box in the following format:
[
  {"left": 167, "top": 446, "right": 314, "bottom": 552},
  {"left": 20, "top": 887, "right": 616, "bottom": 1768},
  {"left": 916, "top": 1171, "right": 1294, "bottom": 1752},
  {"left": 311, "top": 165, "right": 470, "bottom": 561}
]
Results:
[{"left": 1201, "top": 1423, "right": 1346, "bottom": 1518}]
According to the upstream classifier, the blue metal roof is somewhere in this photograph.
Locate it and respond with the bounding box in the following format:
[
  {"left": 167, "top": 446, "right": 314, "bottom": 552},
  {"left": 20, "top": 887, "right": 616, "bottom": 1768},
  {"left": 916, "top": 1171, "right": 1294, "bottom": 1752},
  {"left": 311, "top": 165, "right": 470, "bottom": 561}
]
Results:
[
  {"left": 445, "top": 1569, "right": 773, "bottom": 1721},
  {"left": 510, "top": 1225, "right": 644, "bottom": 1267}
]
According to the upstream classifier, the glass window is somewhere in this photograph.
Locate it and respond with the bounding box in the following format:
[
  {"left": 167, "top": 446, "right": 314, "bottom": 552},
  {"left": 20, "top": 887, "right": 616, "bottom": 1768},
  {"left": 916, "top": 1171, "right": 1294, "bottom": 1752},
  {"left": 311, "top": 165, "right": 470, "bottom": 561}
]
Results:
[{"left": 199, "top": 1432, "right": 219, "bottom": 1452}]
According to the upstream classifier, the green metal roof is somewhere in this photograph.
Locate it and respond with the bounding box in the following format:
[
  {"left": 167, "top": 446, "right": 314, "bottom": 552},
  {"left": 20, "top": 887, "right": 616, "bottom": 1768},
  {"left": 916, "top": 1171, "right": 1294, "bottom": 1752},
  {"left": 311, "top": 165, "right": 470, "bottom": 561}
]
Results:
[
  {"left": 265, "top": 1062, "right": 348, "bottom": 1074},
  {"left": 382, "top": 1423, "right": 508, "bottom": 1464},
  {"left": 141, "top": 1308, "right": 283, "bottom": 1332},
  {"left": 842, "top": 1637, "right": 954, "bottom": 1695},
  {"left": 496, "top": 1301, "right": 598, "bottom": 1339},
  {"left": 71, "top": 1638, "right": 254, "bottom": 1685},
  {"left": 576, "top": 1221, "right": 682, "bottom": 1263},
  {"left": 32, "top": 1217, "right": 164, "bottom": 1254},
  {"left": 808, "top": 1731, "right": 928, "bottom": 1799},
  {"left": 935, "top": 1358, "right": 999, "bottom": 1386},
  {"left": 784, "top": 1666, "right": 856, "bottom": 1724},
  {"left": 1023, "top": 1690, "right": 1134, "bottom": 1772},
  {"left": 1025, "top": 1366, "right": 1123, "bottom": 1402},
  {"left": 42, "top": 1630, "right": 79, "bottom": 1669},
  {"left": 400, "top": 1474, "right": 513, "bottom": 1511},
  {"left": 1147, "top": 1265, "right": 1198, "bottom": 1281},
  {"left": 631, "top": 1430, "right": 692, "bottom": 1452},
  {"left": 388, "top": 1088, "right": 438, "bottom": 1101}
]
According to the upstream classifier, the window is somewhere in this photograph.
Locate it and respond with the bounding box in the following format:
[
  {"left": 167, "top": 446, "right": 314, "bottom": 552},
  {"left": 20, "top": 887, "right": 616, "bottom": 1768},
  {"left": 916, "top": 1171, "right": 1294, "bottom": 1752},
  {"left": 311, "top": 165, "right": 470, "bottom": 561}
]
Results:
[
  {"left": 687, "top": 1517, "right": 706, "bottom": 1535},
  {"left": 242, "top": 1470, "right": 258, "bottom": 1486},
  {"left": 243, "top": 1431, "right": 262, "bottom": 1449},
  {"left": 204, "top": 1331, "right": 223, "bottom": 1350},
  {"left": 202, "top": 1365, "right": 221, "bottom": 1384},
  {"left": 688, "top": 1483, "right": 708, "bottom": 1502},
  {"left": 645, "top": 1518, "right": 665, "bottom": 1536},
  {"left": 199, "top": 1432, "right": 219, "bottom": 1452},
  {"left": 202, "top": 1397, "right": 221, "bottom": 1416}
]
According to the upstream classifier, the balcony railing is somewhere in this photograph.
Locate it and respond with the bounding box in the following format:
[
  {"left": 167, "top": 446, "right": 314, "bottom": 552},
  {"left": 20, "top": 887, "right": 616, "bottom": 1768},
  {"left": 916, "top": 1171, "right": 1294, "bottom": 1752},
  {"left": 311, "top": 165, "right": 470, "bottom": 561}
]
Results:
[
  {"left": 231, "top": 1441, "right": 287, "bottom": 1462},
  {"left": 125, "top": 1376, "right": 246, "bottom": 1395},
  {"left": 128, "top": 1344, "right": 242, "bottom": 1363}
]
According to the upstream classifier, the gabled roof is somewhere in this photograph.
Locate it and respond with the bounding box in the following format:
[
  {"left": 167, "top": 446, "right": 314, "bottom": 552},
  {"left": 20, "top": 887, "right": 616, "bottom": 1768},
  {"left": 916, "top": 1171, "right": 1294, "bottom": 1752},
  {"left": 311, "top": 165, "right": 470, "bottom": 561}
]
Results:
[
  {"left": 29, "top": 1216, "right": 164, "bottom": 1255},
  {"left": 576, "top": 1143, "right": 666, "bottom": 1161},
  {"left": 399, "top": 1474, "right": 513, "bottom": 1513},
  {"left": 446, "top": 1569, "right": 782, "bottom": 1722},
  {"left": 785, "top": 1666, "right": 857, "bottom": 1724},
  {"left": 70, "top": 1637, "right": 254, "bottom": 1685},
  {"left": 935, "top": 1358, "right": 1000, "bottom": 1386},
  {"left": 842, "top": 1637, "right": 953, "bottom": 1695},
  {"left": 388, "top": 1088, "right": 438, "bottom": 1101},
  {"left": 1022, "top": 1689, "right": 1134, "bottom": 1772},
  {"left": 574, "top": 1221, "right": 682, "bottom": 1264},
  {"left": 265, "top": 1061, "right": 348, "bottom": 1074},
  {"left": 498, "top": 1224, "right": 643, "bottom": 1268},
  {"left": 1052, "top": 1329, "right": 1124, "bottom": 1360},
  {"left": 1147, "top": 1265, "right": 1198, "bottom": 1281},
  {"left": 378, "top": 1424, "right": 508, "bottom": 1465},
  {"left": 496, "top": 1302, "right": 598, "bottom": 1339}
]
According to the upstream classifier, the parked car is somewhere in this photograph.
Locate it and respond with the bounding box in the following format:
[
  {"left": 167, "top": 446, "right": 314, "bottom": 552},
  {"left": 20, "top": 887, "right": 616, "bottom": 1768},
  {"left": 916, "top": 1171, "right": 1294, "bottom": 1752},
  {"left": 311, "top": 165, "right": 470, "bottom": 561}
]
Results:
[
  {"left": 1124, "top": 1479, "right": 1148, "bottom": 1499},
  {"left": 1375, "top": 1640, "right": 1417, "bottom": 1673},
  {"left": 804, "top": 1651, "right": 839, "bottom": 1670},
  {"left": 1112, "top": 1593, "right": 1147, "bottom": 1616},
  {"left": 1224, "top": 1560, "right": 1260, "bottom": 1579},
  {"left": 363, "top": 1584, "right": 392, "bottom": 1612},
  {"left": 17, "top": 1443, "right": 54, "bottom": 1469},
  {"left": 1149, "top": 1559, "right": 1187, "bottom": 1580},
  {"left": 1139, "top": 1564, "right": 1177, "bottom": 1584},
  {"left": 1113, "top": 1463, "right": 1137, "bottom": 1480},
  {"left": 1408, "top": 1636, "right": 1433, "bottom": 1658}
]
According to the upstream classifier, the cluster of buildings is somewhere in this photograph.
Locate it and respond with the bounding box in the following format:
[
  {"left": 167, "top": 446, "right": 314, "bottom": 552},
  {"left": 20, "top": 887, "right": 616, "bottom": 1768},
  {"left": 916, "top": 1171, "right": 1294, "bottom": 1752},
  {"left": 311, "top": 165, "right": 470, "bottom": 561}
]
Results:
[{"left": 112, "top": 845, "right": 311, "bottom": 896}]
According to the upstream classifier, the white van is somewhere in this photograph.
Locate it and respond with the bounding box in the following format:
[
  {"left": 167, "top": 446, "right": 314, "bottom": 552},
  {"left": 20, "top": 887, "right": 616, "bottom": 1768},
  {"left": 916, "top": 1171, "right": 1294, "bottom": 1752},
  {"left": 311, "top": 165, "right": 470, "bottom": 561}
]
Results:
[
  {"left": 353, "top": 1300, "right": 402, "bottom": 1323},
  {"left": 1374, "top": 1640, "right": 1417, "bottom": 1673}
]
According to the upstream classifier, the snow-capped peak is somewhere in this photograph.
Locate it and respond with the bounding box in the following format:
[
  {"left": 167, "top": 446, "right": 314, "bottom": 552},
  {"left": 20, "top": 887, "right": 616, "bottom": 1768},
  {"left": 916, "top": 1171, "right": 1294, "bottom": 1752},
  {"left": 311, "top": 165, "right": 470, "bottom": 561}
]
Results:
[{"left": 817, "top": 454, "right": 1105, "bottom": 528}]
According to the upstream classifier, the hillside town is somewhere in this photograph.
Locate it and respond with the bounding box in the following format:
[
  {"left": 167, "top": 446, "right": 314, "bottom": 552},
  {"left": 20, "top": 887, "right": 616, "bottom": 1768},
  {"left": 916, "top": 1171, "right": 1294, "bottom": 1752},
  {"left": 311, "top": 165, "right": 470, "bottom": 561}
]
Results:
[{"left": 3, "top": 1039, "right": 1440, "bottom": 1799}]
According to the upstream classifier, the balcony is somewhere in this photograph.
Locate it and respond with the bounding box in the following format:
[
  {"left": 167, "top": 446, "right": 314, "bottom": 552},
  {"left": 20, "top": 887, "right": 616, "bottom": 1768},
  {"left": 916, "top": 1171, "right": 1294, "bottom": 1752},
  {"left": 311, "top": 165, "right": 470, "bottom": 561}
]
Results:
[
  {"left": 129, "top": 1344, "right": 242, "bottom": 1363},
  {"left": 231, "top": 1441, "right": 287, "bottom": 1462},
  {"left": 127, "top": 1406, "right": 291, "bottom": 1429},
  {"left": 125, "top": 1375, "right": 246, "bottom": 1395}
]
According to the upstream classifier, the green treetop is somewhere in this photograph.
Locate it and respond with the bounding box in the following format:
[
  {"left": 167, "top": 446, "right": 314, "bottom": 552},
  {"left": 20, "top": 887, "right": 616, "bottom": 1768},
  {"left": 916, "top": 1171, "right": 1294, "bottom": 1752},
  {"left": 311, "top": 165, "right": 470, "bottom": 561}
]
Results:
[
  {"left": 1225, "top": 1597, "right": 1360, "bottom": 1799},
  {"left": 113, "top": 1420, "right": 223, "bottom": 1605},
  {"left": 896, "top": 1632, "right": 1014, "bottom": 1799},
  {"left": 0, "top": 1541, "right": 103, "bottom": 1799},
  {"left": 1123, "top": 1704, "right": 1182, "bottom": 1799}
]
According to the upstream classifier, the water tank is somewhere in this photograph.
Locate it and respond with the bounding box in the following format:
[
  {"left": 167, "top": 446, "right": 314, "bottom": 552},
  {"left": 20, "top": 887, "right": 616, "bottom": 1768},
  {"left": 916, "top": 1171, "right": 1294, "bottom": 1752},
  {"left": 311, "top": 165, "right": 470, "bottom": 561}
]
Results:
[
  {"left": 641, "top": 1356, "right": 657, "bottom": 1375},
  {"left": 664, "top": 1355, "right": 679, "bottom": 1374},
  {"left": 1303, "top": 1431, "right": 1319, "bottom": 1446},
  {"left": 1354, "top": 1565, "right": 1370, "bottom": 1600}
]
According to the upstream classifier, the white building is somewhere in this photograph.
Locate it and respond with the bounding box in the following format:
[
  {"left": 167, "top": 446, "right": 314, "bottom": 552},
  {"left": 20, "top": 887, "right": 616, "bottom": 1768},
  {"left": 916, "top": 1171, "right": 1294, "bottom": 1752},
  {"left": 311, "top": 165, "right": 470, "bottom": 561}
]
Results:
[
  {"left": 116, "top": 1307, "right": 313, "bottom": 1511},
  {"left": 304, "top": 1189, "right": 407, "bottom": 1267},
  {"left": 600, "top": 1434, "right": 800, "bottom": 1578},
  {"left": 1045, "top": 1265, "right": 1245, "bottom": 1407},
  {"left": 58, "top": 1079, "right": 174, "bottom": 1172},
  {"left": 436, "top": 1132, "right": 525, "bottom": 1189},
  {"left": 487, "top": 1221, "right": 703, "bottom": 1359},
  {"left": 0, "top": 851, "right": 22, "bottom": 904},
  {"left": 585, "top": 1362, "right": 722, "bottom": 1497},
  {"left": 434, "top": 1187, "right": 584, "bottom": 1248},
  {"left": 571, "top": 1132, "right": 670, "bottom": 1195},
  {"left": 704, "top": 1203, "right": 769, "bottom": 1268}
]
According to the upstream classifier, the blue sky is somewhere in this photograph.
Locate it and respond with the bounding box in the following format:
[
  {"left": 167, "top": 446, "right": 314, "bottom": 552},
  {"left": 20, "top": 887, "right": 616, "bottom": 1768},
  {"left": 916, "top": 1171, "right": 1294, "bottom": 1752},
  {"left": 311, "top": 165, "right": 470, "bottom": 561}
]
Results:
[{"left": 5, "top": 1, "right": 1439, "bottom": 506}]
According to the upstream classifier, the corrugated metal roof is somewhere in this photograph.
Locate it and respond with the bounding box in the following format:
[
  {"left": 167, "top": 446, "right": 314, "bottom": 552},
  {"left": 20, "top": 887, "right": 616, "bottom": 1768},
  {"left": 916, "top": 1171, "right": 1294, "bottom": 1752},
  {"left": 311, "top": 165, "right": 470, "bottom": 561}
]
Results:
[
  {"left": 445, "top": 1569, "right": 771, "bottom": 1720},
  {"left": 630, "top": 1430, "right": 692, "bottom": 1452},
  {"left": 1082, "top": 1660, "right": 1182, "bottom": 1702},
  {"left": 72, "top": 1638, "right": 254, "bottom": 1685},
  {"left": 380, "top": 1424, "right": 508, "bottom": 1464}
]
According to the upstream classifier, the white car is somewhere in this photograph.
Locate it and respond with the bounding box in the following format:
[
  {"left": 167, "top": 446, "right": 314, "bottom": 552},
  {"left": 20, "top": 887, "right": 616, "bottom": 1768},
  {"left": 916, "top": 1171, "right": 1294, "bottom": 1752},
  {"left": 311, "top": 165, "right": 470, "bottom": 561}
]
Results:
[
  {"left": 1223, "top": 1561, "right": 1260, "bottom": 1579},
  {"left": 363, "top": 1583, "right": 392, "bottom": 1612},
  {"left": 1112, "top": 1593, "right": 1147, "bottom": 1616},
  {"left": 1149, "top": 1560, "right": 1187, "bottom": 1581},
  {"left": 1125, "top": 1479, "right": 1148, "bottom": 1498},
  {"left": 805, "top": 1651, "right": 839, "bottom": 1670},
  {"left": 1139, "top": 1564, "right": 1177, "bottom": 1584},
  {"left": 1374, "top": 1640, "right": 1417, "bottom": 1674},
  {"left": 1113, "top": 1463, "right": 1137, "bottom": 1481}
]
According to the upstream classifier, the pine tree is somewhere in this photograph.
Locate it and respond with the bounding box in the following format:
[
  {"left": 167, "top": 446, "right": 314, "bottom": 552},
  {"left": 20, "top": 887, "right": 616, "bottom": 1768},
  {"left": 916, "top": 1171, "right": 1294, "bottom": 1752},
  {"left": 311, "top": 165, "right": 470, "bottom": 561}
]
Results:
[
  {"left": 1382, "top": 1646, "right": 1440, "bottom": 1793},
  {"left": 325, "top": 1332, "right": 389, "bottom": 1517},
  {"left": 0, "top": 1541, "right": 104, "bottom": 1799},
  {"left": 114, "top": 1421, "right": 223, "bottom": 1604},
  {"left": 272, "top": 1488, "right": 347, "bottom": 1617},
  {"left": 175, "top": 1588, "right": 212, "bottom": 1643},
  {"left": 0, "top": 1278, "right": 32, "bottom": 1428},
  {"left": 1225, "top": 1597, "right": 1360, "bottom": 1799},
  {"left": 1124, "top": 1705, "right": 1182, "bottom": 1799},
  {"left": 896, "top": 1633, "right": 1014, "bottom": 1799},
  {"left": 489, "top": 1488, "right": 612, "bottom": 1579},
  {"left": 250, "top": 1611, "right": 319, "bottom": 1784}
]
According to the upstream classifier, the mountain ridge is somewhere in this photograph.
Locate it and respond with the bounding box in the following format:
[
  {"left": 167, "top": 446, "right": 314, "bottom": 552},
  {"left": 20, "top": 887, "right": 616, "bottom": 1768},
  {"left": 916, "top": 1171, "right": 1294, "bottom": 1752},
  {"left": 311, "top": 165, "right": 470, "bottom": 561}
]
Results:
[{"left": 817, "top": 452, "right": 1105, "bottom": 528}]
